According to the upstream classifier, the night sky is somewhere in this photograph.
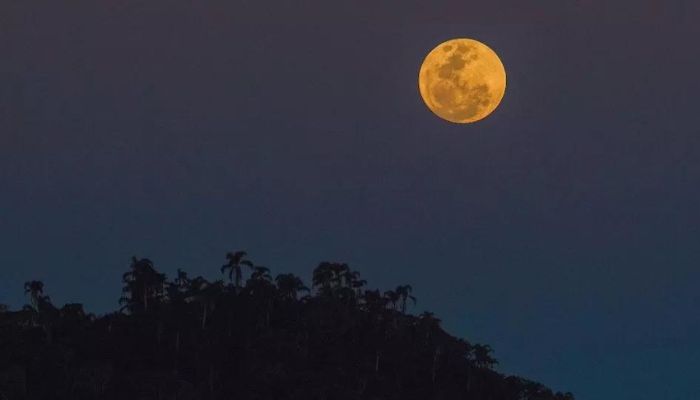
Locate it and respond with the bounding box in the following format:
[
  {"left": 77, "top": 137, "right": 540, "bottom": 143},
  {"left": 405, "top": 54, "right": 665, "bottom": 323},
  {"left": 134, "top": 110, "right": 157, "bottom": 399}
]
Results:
[{"left": 2, "top": 1, "right": 700, "bottom": 399}]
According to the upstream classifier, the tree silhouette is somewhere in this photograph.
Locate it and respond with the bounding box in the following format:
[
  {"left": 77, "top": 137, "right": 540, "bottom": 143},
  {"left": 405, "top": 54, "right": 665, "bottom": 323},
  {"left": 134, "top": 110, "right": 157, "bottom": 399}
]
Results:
[
  {"left": 473, "top": 344, "right": 498, "bottom": 369},
  {"left": 119, "top": 257, "right": 166, "bottom": 313},
  {"left": 0, "top": 250, "right": 574, "bottom": 400},
  {"left": 220, "top": 250, "right": 254, "bottom": 290},
  {"left": 383, "top": 289, "right": 400, "bottom": 310},
  {"left": 188, "top": 276, "right": 223, "bottom": 329},
  {"left": 275, "top": 273, "right": 309, "bottom": 300},
  {"left": 312, "top": 261, "right": 338, "bottom": 295},
  {"left": 23, "top": 280, "right": 47, "bottom": 311},
  {"left": 395, "top": 284, "right": 416, "bottom": 313}
]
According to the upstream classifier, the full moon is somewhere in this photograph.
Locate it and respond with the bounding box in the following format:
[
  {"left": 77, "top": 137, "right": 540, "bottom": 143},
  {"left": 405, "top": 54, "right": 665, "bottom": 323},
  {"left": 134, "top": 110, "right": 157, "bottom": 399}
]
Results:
[{"left": 418, "top": 38, "right": 506, "bottom": 124}]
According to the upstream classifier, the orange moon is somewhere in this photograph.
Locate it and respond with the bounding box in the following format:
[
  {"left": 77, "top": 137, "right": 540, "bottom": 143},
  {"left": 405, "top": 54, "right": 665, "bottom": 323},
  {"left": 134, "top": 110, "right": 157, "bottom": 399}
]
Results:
[{"left": 418, "top": 38, "right": 506, "bottom": 124}]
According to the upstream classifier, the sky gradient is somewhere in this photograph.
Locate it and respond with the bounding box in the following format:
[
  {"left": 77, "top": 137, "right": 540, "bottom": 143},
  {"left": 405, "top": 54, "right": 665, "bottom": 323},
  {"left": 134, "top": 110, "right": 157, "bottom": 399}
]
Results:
[{"left": 2, "top": 1, "right": 700, "bottom": 398}]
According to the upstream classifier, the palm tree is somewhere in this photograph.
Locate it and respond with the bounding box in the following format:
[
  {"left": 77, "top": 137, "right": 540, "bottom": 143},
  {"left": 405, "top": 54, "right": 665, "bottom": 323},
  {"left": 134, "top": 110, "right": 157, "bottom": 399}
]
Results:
[
  {"left": 24, "top": 280, "right": 46, "bottom": 311},
  {"left": 383, "top": 290, "right": 399, "bottom": 310},
  {"left": 23, "top": 280, "right": 57, "bottom": 342},
  {"left": 245, "top": 266, "right": 275, "bottom": 299},
  {"left": 249, "top": 266, "right": 272, "bottom": 282},
  {"left": 395, "top": 285, "right": 416, "bottom": 313},
  {"left": 120, "top": 257, "right": 166, "bottom": 313},
  {"left": 329, "top": 263, "right": 349, "bottom": 287},
  {"left": 220, "top": 251, "right": 254, "bottom": 289},
  {"left": 472, "top": 344, "right": 497, "bottom": 369},
  {"left": 312, "top": 262, "right": 357, "bottom": 298},
  {"left": 188, "top": 277, "right": 222, "bottom": 329},
  {"left": 275, "top": 273, "right": 309, "bottom": 301},
  {"left": 244, "top": 266, "right": 278, "bottom": 328},
  {"left": 339, "top": 268, "right": 367, "bottom": 297},
  {"left": 174, "top": 268, "right": 190, "bottom": 289},
  {"left": 351, "top": 277, "right": 367, "bottom": 297},
  {"left": 339, "top": 268, "right": 359, "bottom": 287},
  {"left": 312, "top": 262, "right": 335, "bottom": 294},
  {"left": 361, "top": 289, "right": 388, "bottom": 313}
]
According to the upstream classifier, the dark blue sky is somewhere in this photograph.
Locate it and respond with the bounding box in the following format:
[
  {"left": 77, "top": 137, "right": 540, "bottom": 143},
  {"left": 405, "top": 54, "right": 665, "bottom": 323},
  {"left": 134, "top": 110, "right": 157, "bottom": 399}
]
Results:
[{"left": 2, "top": 1, "right": 699, "bottom": 398}]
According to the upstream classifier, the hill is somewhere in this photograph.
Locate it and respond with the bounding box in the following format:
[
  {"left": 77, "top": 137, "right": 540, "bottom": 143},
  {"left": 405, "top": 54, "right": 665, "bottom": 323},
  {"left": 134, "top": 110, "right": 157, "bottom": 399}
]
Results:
[{"left": 0, "top": 251, "right": 574, "bottom": 400}]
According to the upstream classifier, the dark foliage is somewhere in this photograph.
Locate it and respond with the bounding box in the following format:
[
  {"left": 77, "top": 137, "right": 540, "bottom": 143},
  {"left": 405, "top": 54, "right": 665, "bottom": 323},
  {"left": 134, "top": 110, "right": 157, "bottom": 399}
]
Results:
[{"left": 0, "top": 251, "right": 574, "bottom": 400}]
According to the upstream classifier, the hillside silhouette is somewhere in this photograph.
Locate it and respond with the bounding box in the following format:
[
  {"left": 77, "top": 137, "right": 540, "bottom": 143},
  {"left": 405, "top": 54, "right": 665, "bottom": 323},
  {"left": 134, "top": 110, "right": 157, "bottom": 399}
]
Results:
[{"left": 0, "top": 251, "right": 574, "bottom": 400}]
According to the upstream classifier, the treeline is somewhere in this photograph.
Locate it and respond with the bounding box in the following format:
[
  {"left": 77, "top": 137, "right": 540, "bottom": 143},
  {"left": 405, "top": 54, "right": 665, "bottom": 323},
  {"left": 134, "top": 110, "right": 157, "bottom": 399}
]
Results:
[{"left": 0, "top": 251, "right": 574, "bottom": 400}]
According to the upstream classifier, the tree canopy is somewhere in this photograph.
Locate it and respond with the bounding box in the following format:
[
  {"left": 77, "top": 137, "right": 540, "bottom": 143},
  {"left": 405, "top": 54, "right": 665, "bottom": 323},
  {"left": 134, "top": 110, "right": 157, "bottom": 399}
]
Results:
[{"left": 0, "top": 251, "right": 574, "bottom": 400}]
